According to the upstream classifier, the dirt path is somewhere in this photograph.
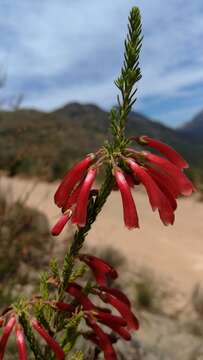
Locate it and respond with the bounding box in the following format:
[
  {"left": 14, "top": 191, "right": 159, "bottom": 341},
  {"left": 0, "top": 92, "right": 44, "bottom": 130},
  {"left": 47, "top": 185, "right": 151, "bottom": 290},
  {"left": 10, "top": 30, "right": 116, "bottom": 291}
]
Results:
[{"left": 1, "top": 175, "right": 203, "bottom": 293}]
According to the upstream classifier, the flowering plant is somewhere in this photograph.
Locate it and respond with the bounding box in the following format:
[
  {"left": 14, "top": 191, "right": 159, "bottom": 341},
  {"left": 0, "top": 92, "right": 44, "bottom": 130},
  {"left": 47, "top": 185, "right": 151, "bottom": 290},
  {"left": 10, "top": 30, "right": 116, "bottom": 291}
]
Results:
[{"left": 0, "top": 7, "right": 194, "bottom": 360}]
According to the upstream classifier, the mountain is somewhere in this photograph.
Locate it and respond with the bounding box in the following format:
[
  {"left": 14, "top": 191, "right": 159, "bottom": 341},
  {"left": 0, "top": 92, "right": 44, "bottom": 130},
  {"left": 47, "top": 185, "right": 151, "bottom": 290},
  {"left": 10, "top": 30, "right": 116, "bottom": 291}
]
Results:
[
  {"left": 0, "top": 102, "right": 202, "bottom": 181},
  {"left": 180, "top": 110, "right": 203, "bottom": 142}
]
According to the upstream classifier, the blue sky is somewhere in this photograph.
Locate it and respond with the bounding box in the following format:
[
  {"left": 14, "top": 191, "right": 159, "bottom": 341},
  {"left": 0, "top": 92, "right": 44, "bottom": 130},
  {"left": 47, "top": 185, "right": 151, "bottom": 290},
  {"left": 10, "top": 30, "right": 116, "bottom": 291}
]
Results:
[{"left": 1, "top": 0, "right": 203, "bottom": 127}]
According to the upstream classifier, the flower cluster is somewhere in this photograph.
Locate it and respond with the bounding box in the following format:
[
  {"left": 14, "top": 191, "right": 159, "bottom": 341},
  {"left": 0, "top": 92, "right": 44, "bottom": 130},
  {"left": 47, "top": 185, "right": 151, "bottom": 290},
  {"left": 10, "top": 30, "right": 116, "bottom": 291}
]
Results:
[
  {"left": 52, "top": 153, "right": 97, "bottom": 235},
  {"left": 55, "top": 254, "right": 139, "bottom": 360},
  {"left": 0, "top": 255, "right": 138, "bottom": 360},
  {"left": 0, "top": 314, "right": 65, "bottom": 360},
  {"left": 52, "top": 135, "right": 194, "bottom": 234}
]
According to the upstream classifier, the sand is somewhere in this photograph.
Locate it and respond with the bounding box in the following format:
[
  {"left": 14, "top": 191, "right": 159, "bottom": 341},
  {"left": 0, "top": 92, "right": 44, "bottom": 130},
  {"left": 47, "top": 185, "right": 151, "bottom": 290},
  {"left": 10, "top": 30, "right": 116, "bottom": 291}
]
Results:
[{"left": 1, "top": 175, "right": 203, "bottom": 293}]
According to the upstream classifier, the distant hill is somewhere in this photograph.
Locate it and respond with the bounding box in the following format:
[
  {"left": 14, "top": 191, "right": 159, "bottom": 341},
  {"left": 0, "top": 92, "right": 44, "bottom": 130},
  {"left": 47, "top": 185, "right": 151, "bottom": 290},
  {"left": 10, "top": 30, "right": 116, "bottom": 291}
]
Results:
[
  {"left": 180, "top": 110, "right": 203, "bottom": 142},
  {"left": 0, "top": 102, "right": 202, "bottom": 182}
]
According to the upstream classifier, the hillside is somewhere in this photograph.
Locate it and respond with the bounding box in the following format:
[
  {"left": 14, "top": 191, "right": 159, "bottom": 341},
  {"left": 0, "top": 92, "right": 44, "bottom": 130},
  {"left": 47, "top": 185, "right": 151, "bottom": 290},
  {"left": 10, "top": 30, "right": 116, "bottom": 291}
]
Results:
[
  {"left": 0, "top": 102, "right": 202, "bottom": 181},
  {"left": 180, "top": 109, "right": 203, "bottom": 142}
]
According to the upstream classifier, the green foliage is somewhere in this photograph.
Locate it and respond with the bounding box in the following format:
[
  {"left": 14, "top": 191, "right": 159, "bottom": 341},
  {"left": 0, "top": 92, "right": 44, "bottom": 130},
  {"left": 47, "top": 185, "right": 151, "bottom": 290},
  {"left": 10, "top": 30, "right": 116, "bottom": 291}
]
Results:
[
  {"left": 62, "top": 312, "right": 84, "bottom": 353},
  {"left": 50, "top": 258, "right": 60, "bottom": 279},
  {"left": 40, "top": 272, "right": 50, "bottom": 301},
  {"left": 69, "top": 351, "right": 84, "bottom": 360},
  {"left": 69, "top": 264, "right": 87, "bottom": 282},
  {"left": 112, "top": 7, "right": 142, "bottom": 143}
]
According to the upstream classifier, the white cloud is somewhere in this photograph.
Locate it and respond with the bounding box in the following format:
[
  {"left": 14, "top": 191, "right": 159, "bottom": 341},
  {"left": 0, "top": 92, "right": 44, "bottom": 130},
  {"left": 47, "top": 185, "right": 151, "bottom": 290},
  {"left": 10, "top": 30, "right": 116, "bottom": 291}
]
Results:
[{"left": 1, "top": 0, "right": 203, "bottom": 125}]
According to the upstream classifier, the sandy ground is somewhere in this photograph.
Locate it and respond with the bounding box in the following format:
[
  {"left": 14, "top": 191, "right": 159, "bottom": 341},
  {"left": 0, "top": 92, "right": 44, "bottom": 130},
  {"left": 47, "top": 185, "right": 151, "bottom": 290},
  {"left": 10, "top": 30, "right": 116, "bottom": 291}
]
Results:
[{"left": 1, "top": 175, "right": 203, "bottom": 293}]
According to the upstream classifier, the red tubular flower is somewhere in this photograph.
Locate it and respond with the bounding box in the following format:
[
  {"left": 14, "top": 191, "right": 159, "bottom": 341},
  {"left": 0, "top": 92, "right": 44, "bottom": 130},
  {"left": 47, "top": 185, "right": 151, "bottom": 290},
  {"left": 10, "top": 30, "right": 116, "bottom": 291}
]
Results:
[
  {"left": 51, "top": 210, "right": 72, "bottom": 236},
  {"left": 136, "top": 135, "right": 188, "bottom": 169},
  {"left": 146, "top": 168, "right": 177, "bottom": 211},
  {"left": 66, "top": 283, "right": 95, "bottom": 311},
  {"left": 94, "top": 310, "right": 127, "bottom": 328},
  {"left": 0, "top": 316, "right": 16, "bottom": 360},
  {"left": 55, "top": 302, "right": 75, "bottom": 313},
  {"left": 146, "top": 166, "right": 180, "bottom": 198},
  {"left": 87, "top": 319, "right": 117, "bottom": 360},
  {"left": 54, "top": 154, "right": 95, "bottom": 208},
  {"left": 31, "top": 319, "right": 65, "bottom": 360},
  {"left": 98, "top": 289, "right": 139, "bottom": 331},
  {"left": 93, "top": 311, "right": 131, "bottom": 341},
  {"left": 62, "top": 181, "right": 83, "bottom": 213},
  {"left": 113, "top": 167, "right": 139, "bottom": 229},
  {"left": 124, "top": 173, "right": 136, "bottom": 187},
  {"left": 83, "top": 331, "right": 117, "bottom": 348},
  {"left": 15, "top": 324, "right": 27, "bottom": 360},
  {"left": 99, "top": 287, "right": 131, "bottom": 308},
  {"left": 113, "top": 172, "right": 140, "bottom": 190},
  {"left": 103, "top": 323, "right": 131, "bottom": 341},
  {"left": 127, "top": 159, "right": 175, "bottom": 225},
  {"left": 78, "top": 254, "right": 118, "bottom": 286},
  {"left": 73, "top": 167, "right": 97, "bottom": 227},
  {"left": 144, "top": 152, "right": 194, "bottom": 196}
]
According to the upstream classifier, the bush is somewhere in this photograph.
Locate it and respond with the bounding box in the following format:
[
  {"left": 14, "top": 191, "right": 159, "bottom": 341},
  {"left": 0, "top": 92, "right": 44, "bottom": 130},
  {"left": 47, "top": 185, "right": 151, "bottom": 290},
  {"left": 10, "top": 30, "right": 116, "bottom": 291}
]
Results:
[{"left": 0, "top": 191, "right": 53, "bottom": 307}]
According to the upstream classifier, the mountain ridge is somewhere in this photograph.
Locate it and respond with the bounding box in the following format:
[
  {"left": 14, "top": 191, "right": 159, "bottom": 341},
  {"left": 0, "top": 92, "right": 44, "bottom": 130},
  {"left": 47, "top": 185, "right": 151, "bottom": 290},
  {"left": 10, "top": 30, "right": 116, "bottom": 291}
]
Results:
[
  {"left": 179, "top": 109, "right": 203, "bottom": 141},
  {"left": 0, "top": 102, "right": 202, "bottom": 182}
]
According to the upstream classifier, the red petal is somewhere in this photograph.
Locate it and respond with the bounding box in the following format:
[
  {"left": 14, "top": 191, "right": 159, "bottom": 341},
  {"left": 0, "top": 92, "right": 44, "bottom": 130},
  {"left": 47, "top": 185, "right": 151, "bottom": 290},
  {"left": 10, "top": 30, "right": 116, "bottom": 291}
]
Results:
[
  {"left": 91, "top": 269, "right": 108, "bottom": 286},
  {"left": 51, "top": 212, "right": 71, "bottom": 236},
  {"left": 104, "top": 323, "right": 131, "bottom": 341},
  {"left": 146, "top": 166, "right": 180, "bottom": 198},
  {"left": 31, "top": 319, "right": 65, "bottom": 360},
  {"left": 79, "top": 254, "right": 118, "bottom": 286},
  {"left": 127, "top": 159, "right": 175, "bottom": 225},
  {"left": 138, "top": 136, "right": 188, "bottom": 169},
  {"left": 113, "top": 168, "right": 139, "bottom": 229},
  {"left": 83, "top": 331, "right": 117, "bottom": 347},
  {"left": 99, "top": 291, "right": 139, "bottom": 331},
  {"left": 66, "top": 283, "right": 95, "bottom": 311},
  {"left": 54, "top": 155, "right": 94, "bottom": 208},
  {"left": 62, "top": 181, "right": 83, "bottom": 213},
  {"left": 95, "top": 310, "right": 127, "bottom": 327},
  {"left": 112, "top": 172, "right": 136, "bottom": 190},
  {"left": 144, "top": 153, "right": 194, "bottom": 196},
  {"left": 74, "top": 167, "right": 97, "bottom": 227},
  {"left": 87, "top": 319, "right": 117, "bottom": 360},
  {"left": 16, "top": 324, "right": 27, "bottom": 360},
  {"left": 55, "top": 302, "right": 75, "bottom": 313},
  {"left": 146, "top": 169, "right": 177, "bottom": 211},
  {"left": 0, "top": 317, "right": 16, "bottom": 360},
  {"left": 99, "top": 287, "right": 131, "bottom": 308},
  {"left": 94, "top": 311, "right": 131, "bottom": 341},
  {"left": 124, "top": 173, "right": 136, "bottom": 188}
]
